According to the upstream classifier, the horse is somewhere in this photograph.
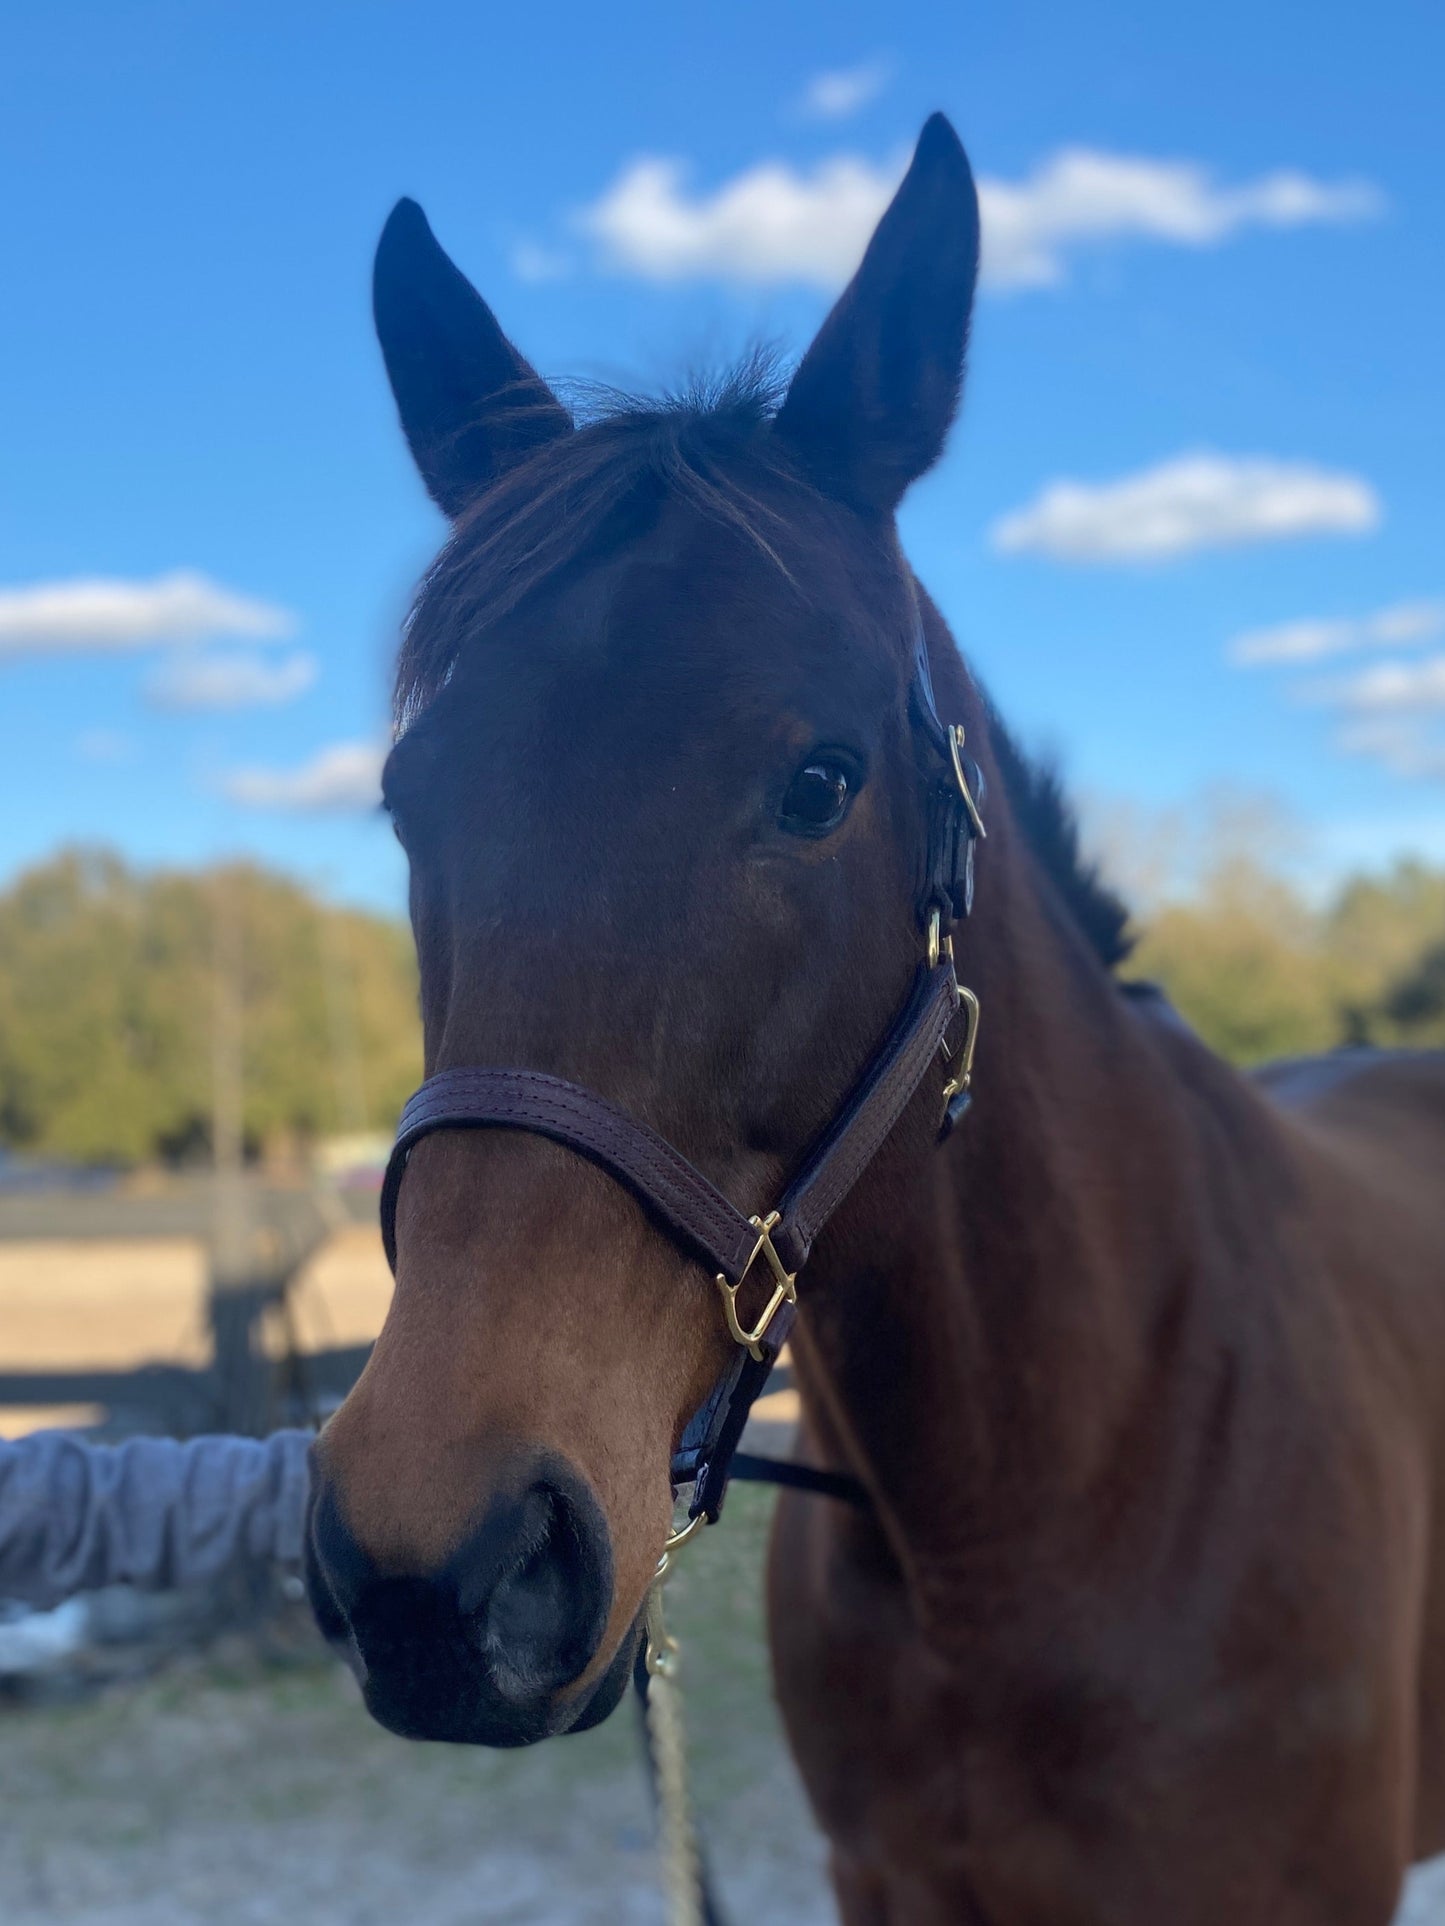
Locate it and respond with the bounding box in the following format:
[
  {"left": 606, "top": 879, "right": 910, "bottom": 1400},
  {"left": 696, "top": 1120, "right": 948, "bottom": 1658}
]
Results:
[{"left": 305, "top": 114, "right": 1445, "bottom": 1922}]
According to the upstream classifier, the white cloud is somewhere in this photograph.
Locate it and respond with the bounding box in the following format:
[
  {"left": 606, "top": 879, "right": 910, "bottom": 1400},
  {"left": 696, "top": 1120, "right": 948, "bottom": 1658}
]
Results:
[
  {"left": 1234, "top": 608, "right": 1445, "bottom": 792},
  {"left": 1336, "top": 717, "right": 1445, "bottom": 783},
  {"left": 981, "top": 149, "right": 1382, "bottom": 290},
  {"left": 147, "top": 649, "right": 318, "bottom": 712},
  {"left": 572, "top": 145, "right": 1384, "bottom": 292},
  {"left": 511, "top": 240, "right": 573, "bottom": 284},
  {"left": 1228, "top": 599, "right": 1445, "bottom": 667},
  {"left": 797, "top": 60, "right": 891, "bottom": 122},
  {"left": 990, "top": 453, "right": 1381, "bottom": 564},
  {"left": 221, "top": 741, "right": 386, "bottom": 813},
  {"left": 1306, "top": 654, "right": 1445, "bottom": 716},
  {"left": 576, "top": 153, "right": 897, "bottom": 289},
  {"left": 0, "top": 571, "right": 295, "bottom": 656}
]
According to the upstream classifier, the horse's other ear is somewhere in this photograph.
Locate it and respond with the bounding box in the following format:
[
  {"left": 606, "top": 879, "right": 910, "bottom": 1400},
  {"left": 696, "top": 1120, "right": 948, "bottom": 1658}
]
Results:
[
  {"left": 373, "top": 199, "right": 572, "bottom": 518},
  {"left": 774, "top": 114, "right": 979, "bottom": 516}
]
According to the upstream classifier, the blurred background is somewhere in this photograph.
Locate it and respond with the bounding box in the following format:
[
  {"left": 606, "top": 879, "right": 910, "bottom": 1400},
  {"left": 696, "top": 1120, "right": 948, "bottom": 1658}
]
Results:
[{"left": 1, "top": 2, "right": 1442, "bottom": 1921}]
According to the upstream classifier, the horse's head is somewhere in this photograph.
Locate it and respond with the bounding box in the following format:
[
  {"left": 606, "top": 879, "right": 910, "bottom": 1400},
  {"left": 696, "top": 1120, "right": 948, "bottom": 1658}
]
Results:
[{"left": 307, "top": 115, "right": 980, "bottom": 1744}]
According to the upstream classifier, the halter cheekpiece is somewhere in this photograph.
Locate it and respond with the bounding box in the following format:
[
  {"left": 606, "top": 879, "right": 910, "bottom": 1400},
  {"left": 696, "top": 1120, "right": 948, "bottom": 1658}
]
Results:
[{"left": 379, "top": 610, "right": 985, "bottom": 1526}]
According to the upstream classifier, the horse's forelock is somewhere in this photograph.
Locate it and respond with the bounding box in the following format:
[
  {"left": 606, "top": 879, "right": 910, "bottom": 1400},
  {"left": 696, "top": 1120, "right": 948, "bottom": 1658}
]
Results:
[{"left": 394, "top": 358, "right": 799, "bottom": 728}]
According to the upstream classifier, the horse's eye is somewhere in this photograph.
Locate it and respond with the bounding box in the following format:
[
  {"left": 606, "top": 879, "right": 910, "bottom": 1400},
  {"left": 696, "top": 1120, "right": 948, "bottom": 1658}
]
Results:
[{"left": 779, "top": 759, "right": 855, "bottom": 837}]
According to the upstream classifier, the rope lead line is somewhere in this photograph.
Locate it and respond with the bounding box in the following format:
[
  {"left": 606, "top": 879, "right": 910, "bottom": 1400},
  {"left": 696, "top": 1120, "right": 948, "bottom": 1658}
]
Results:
[{"left": 645, "top": 1576, "right": 706, "bottom": 1926}]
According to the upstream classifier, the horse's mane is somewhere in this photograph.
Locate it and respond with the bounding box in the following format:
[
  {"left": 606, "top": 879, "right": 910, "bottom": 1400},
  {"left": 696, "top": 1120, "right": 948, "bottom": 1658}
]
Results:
[
  {"left": 398, "top": 356, "right": 1132, "bottom": 974},
  {"left": 985, "top": 712, "right": 1133, "bottom": 970}
]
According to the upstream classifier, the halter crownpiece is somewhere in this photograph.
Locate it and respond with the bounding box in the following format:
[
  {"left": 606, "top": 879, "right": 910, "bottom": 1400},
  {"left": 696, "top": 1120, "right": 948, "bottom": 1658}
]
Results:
[{"left": 379, "top": 610, "right": 985, "bottom": 1525}]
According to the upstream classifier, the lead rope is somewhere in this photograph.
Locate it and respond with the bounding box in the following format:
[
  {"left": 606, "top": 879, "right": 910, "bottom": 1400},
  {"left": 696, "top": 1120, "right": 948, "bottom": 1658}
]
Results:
[
  {"left": 644, "top": 1579, "right": 705, "bottom": 1925},
  {"left": 643, "top": 1514, "right": 709, "bottom": 1926}
]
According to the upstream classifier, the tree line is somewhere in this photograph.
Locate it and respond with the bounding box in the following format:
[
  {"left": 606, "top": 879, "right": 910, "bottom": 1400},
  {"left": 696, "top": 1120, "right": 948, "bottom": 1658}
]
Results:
[
  {"left": 0, "top": 849, "right": 421, "bottom": 1165},
  {"left": 0, "top": 843, "right": 1441, "bottom": 1167},
  {"left": 1131, "top": 853, "right": 1445, "bottom": 1061}
]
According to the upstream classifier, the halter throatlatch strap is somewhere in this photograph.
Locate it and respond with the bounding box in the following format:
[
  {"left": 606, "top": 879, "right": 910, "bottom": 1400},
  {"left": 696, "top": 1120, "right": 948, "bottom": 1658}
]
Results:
[{"left": 378, "top": 609, "right": 983, "bottom": 1524}]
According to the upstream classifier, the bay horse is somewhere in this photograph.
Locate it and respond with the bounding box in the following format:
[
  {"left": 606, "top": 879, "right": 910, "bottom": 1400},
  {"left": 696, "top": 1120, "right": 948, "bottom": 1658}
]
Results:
[{"left": 306, "top": 115, "right": 1445, "bottom": 1922}]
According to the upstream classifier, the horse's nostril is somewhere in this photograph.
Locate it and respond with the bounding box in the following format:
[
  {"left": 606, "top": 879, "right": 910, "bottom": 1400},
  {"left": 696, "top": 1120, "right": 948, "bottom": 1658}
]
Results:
[
  {"left": 483, "top": 1484, "right": 596, "bottom": 1691},
  {"left": 304, "top": 1456, "right": 615, "bottom": 1743}
]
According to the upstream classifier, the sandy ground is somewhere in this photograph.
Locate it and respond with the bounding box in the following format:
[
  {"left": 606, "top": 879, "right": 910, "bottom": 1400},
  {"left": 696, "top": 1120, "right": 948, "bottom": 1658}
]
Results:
[
  {"left": 282, "top": 1225, "right": 395, "bottom": 1353},
  {"left": 0, "top": 1225, "right": 389, "bottom": 1438},
  {"left": 0, "top": 1238, "right": 210, "bottom": 1437}
]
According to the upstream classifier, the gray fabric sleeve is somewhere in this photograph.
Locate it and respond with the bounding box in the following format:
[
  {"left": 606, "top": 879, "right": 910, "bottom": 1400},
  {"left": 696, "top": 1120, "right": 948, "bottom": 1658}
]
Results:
[{"left": 0, "top": 1430, "right": 314, "bottom": 1610}]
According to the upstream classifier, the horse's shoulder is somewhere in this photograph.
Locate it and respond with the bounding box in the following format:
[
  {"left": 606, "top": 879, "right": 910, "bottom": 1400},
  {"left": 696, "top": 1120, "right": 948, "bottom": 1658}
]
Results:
[
  {"left": 1252, "top": 1045, "right": 1445, "bottom": 1118},
  {"left": 1253, "top": 1047, "right": 1445, "bottom": 1238},
  {"left": 1119, "top": 982, "right": 1445, "bottom": 1158}
]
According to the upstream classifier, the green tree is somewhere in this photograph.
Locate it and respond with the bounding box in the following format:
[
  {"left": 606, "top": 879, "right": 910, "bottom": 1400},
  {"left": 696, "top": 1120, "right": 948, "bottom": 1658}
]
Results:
[
  {"left": 1130, "top": 853, "right": 1445, "bottom": 1065},
  {"left": 1129, "top": 855, "right": 1339, "bottom": 1062},
  {"left": 0, "top": 849, "right": 420, "bottom": 1165}
]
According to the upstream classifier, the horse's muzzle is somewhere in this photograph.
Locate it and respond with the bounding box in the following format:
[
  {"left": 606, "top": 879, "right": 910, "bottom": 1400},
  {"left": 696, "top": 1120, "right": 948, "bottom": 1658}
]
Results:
[{"left": 304, "top": 1455, "right": 621, "bottom": 1746}]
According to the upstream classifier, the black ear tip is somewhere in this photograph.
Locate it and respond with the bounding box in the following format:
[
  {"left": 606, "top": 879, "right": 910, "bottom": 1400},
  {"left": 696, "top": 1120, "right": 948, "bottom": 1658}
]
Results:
[
  {"left": 377, "top": 196, "right": 433, "bottom": 260},
  {"left": 916, "top": 113, "right": 970, "bottom": 175}
]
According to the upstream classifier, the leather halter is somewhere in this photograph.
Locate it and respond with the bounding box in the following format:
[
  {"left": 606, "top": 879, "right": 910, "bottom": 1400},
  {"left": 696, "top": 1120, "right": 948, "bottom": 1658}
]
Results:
[{"left": 379, "top": 613, "right": 985, "bottom": 1524}]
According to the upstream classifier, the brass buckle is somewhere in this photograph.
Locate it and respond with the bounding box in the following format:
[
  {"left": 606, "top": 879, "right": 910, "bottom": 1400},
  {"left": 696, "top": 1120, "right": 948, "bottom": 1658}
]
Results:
[
  {"left": 714, "top": 1210, "right": 796, "bottom": 1362},
  {"left": 948, "top": 724, "right": 987, "bottom": 841}
]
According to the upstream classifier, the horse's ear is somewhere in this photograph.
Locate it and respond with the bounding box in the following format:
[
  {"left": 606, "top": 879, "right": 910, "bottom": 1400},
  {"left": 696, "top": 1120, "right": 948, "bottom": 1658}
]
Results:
[
  {"left": 773, "top": 115, "right": 980, "bottom": 516},
  {"left": 373, "top": 199, "right": 571, "bottom": 518}
]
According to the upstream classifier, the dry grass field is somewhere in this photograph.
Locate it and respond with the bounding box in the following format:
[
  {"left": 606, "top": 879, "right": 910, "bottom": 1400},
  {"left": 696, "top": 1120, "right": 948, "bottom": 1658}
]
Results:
[
  {"left": 0, "top": 1238, "right": 210, "bottom": 1437},
  {"left": 0, "top": 1222, "right": 394, "bottom": 1438}
]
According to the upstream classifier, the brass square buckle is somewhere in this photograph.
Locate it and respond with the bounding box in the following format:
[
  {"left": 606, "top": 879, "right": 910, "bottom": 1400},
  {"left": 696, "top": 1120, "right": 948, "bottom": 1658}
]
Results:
[{"left": 715, "top": 1210, "right": 796, "bottom": 1362}]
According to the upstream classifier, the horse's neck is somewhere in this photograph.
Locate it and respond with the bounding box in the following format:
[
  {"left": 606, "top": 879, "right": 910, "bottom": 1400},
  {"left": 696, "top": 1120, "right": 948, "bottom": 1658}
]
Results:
[{"left": 795, "top": 817, "right": 1266, "bottom": 1634}]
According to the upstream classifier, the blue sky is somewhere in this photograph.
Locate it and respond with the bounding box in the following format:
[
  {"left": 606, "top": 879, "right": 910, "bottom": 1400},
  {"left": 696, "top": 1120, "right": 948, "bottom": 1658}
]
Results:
[{"left": 1, "top": 0, "right": 1441, "bottom": 912}]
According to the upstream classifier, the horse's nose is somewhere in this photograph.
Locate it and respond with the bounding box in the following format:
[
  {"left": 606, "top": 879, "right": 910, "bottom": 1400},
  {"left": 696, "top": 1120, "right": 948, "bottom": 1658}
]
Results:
[{"left": 305, "top": 1459, "right": 615, "bottom": 1745}]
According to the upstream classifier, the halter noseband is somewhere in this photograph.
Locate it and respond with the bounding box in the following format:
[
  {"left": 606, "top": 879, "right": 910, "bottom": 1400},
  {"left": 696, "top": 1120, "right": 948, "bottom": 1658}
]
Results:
[{"left": 379, "top": 613, "right": 984, "bottom": 1524}]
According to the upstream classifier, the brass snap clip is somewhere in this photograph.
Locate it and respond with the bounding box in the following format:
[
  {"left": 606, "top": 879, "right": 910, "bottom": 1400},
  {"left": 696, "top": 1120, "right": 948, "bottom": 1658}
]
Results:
[
  {"left": 941, "top": 985, "right": 981, "bottom": 1111},
  {"left": 948, "top": 723, "right": 987, "bottom": 841}
]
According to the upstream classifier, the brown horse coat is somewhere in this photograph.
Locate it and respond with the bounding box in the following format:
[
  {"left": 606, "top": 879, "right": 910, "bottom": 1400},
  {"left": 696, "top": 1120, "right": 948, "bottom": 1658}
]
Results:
[
  {"left": 769, "top": 749, "right": 1445, "bottom": 1919},
  {"left": 307, "top": 113, "right": 1445, "bottom": 1923}
]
